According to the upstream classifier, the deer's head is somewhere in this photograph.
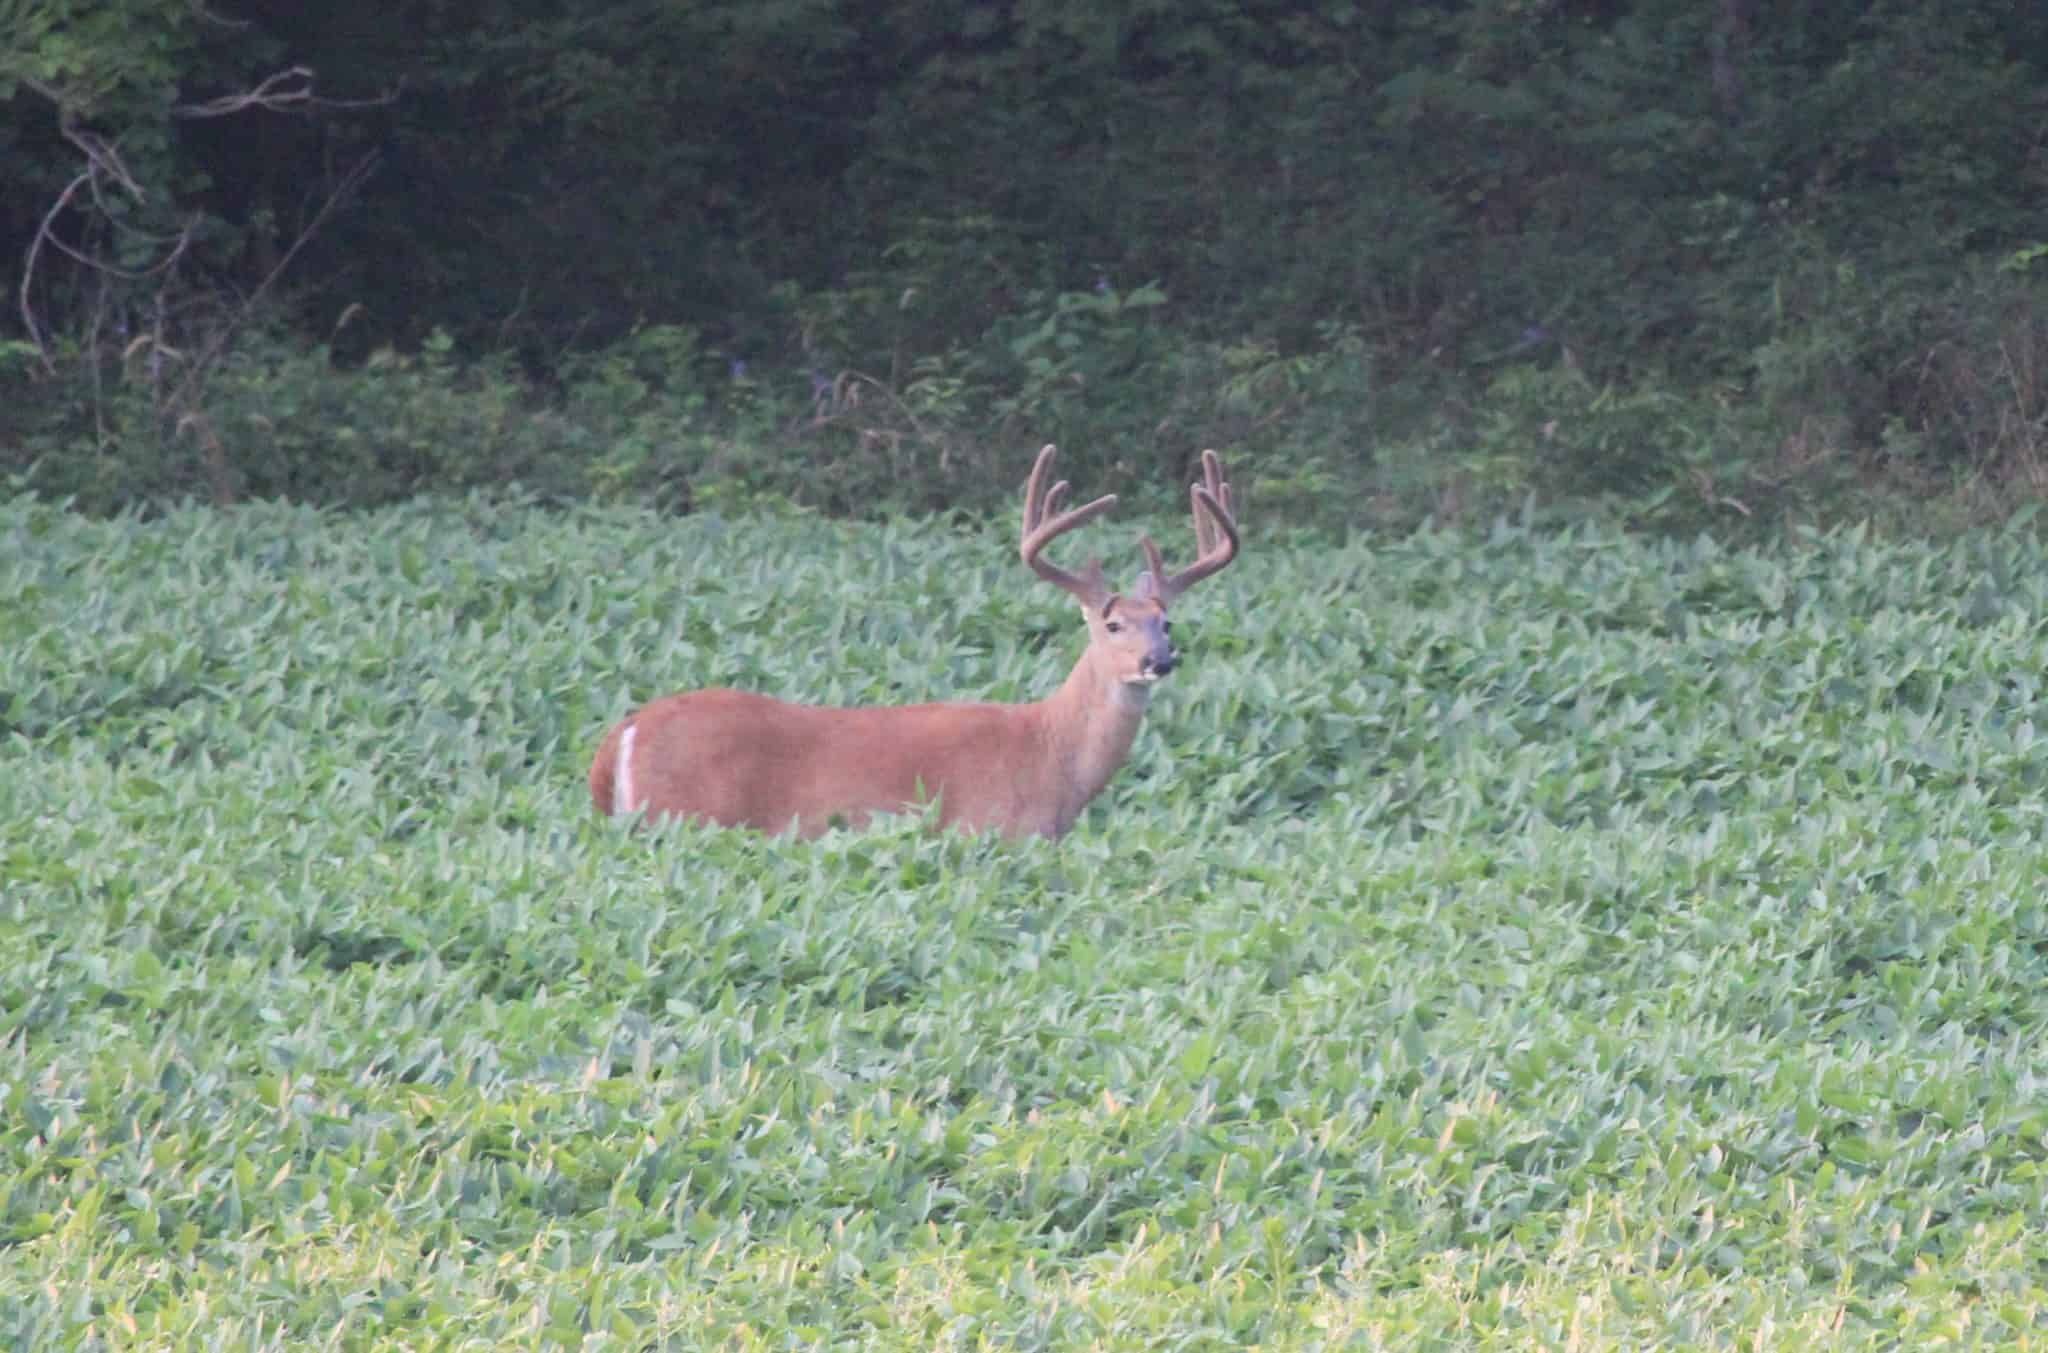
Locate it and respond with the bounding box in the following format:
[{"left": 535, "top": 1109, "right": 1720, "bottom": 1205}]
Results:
[{"left": 1020, "top": 446, "right": 1239, "bottom": 691}]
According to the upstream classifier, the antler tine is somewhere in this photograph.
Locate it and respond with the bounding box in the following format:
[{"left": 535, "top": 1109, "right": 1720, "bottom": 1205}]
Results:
[
  {"left": 1150, "top": 449, "right": 1240, "bottom": 604},
  {"left": 1020, "top": 444, "right": 1117, "bottom": 602},
  {"left": 1021, "top": 443, "right": 1058, "bottom": 532},
  {"left": 1140, "top": 533, "right": 1167, "bottom": 588},
  {"left": 1190, "top": 448, "right": 1235, "bottom": 556}
]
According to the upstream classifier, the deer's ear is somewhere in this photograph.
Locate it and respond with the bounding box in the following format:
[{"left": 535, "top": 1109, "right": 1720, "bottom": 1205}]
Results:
[{"left": 1130, "top": 570, "right": 1162, "bottom": 602}]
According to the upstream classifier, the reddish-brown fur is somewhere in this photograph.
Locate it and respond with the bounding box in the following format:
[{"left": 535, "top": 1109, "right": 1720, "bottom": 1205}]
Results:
[
  {"left": 588, "top": 446, "right": 1238, "bottom": 841},
  {"left": 589, "top": 646, "right": 1153, "bottom": 839}
]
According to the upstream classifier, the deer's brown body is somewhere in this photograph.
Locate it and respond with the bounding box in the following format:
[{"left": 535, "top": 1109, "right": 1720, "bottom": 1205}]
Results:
[{"left": 589, "top": 446, "right": 1239, "bottom": 840}]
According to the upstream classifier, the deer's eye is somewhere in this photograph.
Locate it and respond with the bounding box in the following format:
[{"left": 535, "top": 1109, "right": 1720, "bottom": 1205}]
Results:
[{"left": 1104, "top": 619, "right": 1124, "bottom": 634}]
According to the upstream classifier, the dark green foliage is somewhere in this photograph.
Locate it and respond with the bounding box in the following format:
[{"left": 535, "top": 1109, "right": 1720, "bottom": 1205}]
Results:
[{"left": 2, "top": 0, "right": 2046, "bottom": 525}]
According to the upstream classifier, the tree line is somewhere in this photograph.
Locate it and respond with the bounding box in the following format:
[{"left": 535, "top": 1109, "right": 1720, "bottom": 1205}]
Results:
[{"left": 5, "top": 1, "right": 2046, "bottom": 525}]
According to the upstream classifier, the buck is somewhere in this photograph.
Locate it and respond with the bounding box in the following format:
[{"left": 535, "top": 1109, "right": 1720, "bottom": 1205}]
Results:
[{"left": 588, "top": 445, "right": 1240, "bottom": 839}]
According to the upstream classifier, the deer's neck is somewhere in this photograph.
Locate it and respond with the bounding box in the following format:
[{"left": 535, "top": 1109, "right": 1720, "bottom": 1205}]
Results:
[{"left": 1033, "top": 645, "right": 1153, "bottom": 831}]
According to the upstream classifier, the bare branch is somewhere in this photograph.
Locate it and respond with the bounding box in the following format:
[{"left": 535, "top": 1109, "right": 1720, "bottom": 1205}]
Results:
[
  {"left": 18, "top": 106, "right": 179, "bottom": 368},
  {"left": 172, "top": 66, "right": 402, "bottom": 119},
  {"left": 172, "top": 65, "right": 315, "bottom": 118},
  {"left": 19, "top": 147, "right": 201, "bottom": 370},
  {"left": 20, "top": 170, "right": 93, "bottom": 371},
  {"left": 59, "top": 122, "right": 145, "bottom": 199},
  {"left": 16, "top": 62, "right": 391, "bottom": 387}
]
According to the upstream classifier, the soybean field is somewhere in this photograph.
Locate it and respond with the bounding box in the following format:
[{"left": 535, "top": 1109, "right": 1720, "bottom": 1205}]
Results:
[{"left": 5, "top": 494, "right": 2048, "bottom": 1347}]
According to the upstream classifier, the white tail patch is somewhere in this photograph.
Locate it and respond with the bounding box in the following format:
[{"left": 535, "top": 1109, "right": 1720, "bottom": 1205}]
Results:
[{"left": 612, "top": 723, "right": 641, "bottom": 815}]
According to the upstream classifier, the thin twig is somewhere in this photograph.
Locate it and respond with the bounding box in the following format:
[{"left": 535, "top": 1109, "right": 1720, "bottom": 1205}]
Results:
[
  {"left": 172, "top": 66, "right": 316, "bottom": 118},
  {"left": 172, "top": 66, "right": 401, "bottom": 118},
  {"left": 169, "top": 151, "right": 380, "bottom": 412},
  {"left": 19, "top": 170, "right": 92, "bottom": 371},
  {"left": 59, "top": 122, "right": 145, "bottom": 199}
]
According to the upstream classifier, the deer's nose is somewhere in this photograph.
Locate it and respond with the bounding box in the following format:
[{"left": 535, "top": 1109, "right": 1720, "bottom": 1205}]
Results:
[{"left": 1146, "top": 651, "right": 1177, "bottom": 677}]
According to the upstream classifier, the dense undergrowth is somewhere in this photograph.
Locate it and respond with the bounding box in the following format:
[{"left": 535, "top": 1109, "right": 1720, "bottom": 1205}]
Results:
[
  {"left": 7, "top": 240, "right": 2048, "bottom": 537},
  {"left": 6, "top": 492, "right": 2048, "bottom": 1345}
]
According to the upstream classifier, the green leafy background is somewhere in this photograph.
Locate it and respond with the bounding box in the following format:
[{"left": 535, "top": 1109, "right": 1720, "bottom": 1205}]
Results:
[{"left": 4, "top": 0, "right": 2047, "bottom": 526}]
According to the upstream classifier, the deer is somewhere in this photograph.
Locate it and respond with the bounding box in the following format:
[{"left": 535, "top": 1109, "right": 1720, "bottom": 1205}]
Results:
[{"left": 587, "top": 445, "right": 1240, "bottom": 840}]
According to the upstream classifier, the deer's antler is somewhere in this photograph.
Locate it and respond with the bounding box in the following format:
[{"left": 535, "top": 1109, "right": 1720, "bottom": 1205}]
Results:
[
  {"left": 1021, "top": 444, "right": 1117, "bottom": 606},
  {"left": 1139, "top": 449, "right": 1238, "bottom": 604}
]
